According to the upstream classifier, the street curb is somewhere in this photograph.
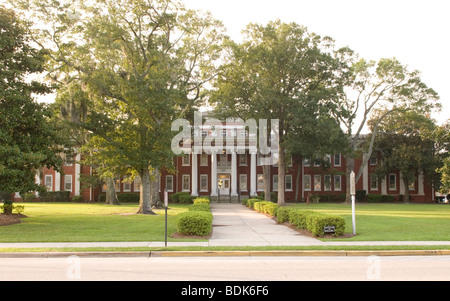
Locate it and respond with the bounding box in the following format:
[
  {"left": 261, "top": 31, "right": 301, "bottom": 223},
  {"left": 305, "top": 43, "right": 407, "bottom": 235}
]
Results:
[{"left": 0, "top": 250, "right": 449, "bottom": 258}]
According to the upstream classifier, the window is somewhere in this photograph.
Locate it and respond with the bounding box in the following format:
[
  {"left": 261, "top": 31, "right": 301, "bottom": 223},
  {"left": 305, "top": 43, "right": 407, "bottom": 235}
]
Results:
[
  {"left": 314, "top": 175, "right": 321, "bottom": 191},
  {"left": 370, "top": 175, "right": 378, "bottom": 191},
  {"left": 65, "top": 155, "right": 73, "bottom": 166},
  {"left": 324, "top": 155, "right": 331, "bottom": 165},
  {"left": 257, "top": 174, "right": 264, "bottom": 191},
  {"left": 273, "top": 175, "right": 278, "bottom": 191},
  {"left": 370, "top": 155, "right": 378, "bottom": 165},
  {"left": 324, "top": 175, "right": 331, "bottom": 191},
  {"left": 123, "top": 177, "right": 131, "bottom": 192},
  {"left": 285, "top": 175, "right": 293, "bottom": 191},
  {"left": 64, "top": 175, "right": 72, "bottom": 192},
  {"left": 239, "top": 154, "right": 247, "bottom": 166},
  {"left": 304, "top": 157, "right": 311, "bottom": 167},
  {"left": 182, "top": 154, "right": 190, "bottom": 166},
  {"left": 202, "top": 130, "right": 208, "bottom": 137},
  {"left": 389, "top": 174, "right": 396, "bottom": 190},
  {"left": 304, "top": 175, "right": 311, "bottom": 191},
  {"left": 334, "top": 175, "right": 342, "bottom": 191},
  {"left": 134, "top": 176, "right": 141, "bottom": 192},
  {"left": 115, "top": 178, "right": 120, "bottom": 192},
  {"left": 200, "top": 154, "right": 208, "bottom": 166},
  {"left": 166, "top": 175, "right": 174, "bottom": 192},
  {"left": 182, "top": 175, "right": 190, "bottom": 191},
  {"left": 239, "top": 174, "right": 247, "bottom": 191},
  {"left": 45, "top": 175, "right": 53, "bottom": 191},
  {"left": 200, "top": 174, "right": 208, "bottom": 192},
  {"left": 334, "top": 154, "right": 341, "bottom": 166}
]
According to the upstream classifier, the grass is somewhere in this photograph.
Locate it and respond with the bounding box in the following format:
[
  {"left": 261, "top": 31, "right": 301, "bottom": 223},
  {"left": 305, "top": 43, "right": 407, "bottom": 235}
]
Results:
[
  {"left": 0, "top": 202, "right": 449, "bottom": 247},
  {"left": 286, "top": 203, "right": 450, "bottom": 241},
  {"left": 0, "top": 202, "right": 198, "bottom": 243}
]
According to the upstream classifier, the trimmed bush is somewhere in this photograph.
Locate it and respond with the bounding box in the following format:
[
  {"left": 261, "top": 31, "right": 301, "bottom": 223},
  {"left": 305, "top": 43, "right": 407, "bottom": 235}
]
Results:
[
  {"left": 193, "top": 197, "right": 210, "bottom": 204},
  {"left": 169, "top": 192, "right": 190, "bottom": 203},
  {"left": 367, "top": 194, "right": 383, "bottom": 203},
  {"left": 263, "top": 202, "right": 278, "bottom": 216},
  {"left": 176, "top": 211, "right": 213, "bottom": 236},
  {"left": 276, "top": 207, "right": 292, "bottom": 223},
  {"left": 117, "top": 193, "right": 140, "bottom": 203},
  {"left": 189, "top": 203, "right": 211, "bottom": 212},
  {"left": 247, "top": 198, "right": 262, "bottom": 209},
  {"left": 179, "top": 194, "right": 195, "bottom": 204},
  {"left": 241, "top": 198, "right": 249, "bottom": 206},
  {"left": 306, "top": 213, "right": 345, "bottom": 237},
  {"left": 289, "top": 209, "right": 316, "bottom": 229},
  {"left": 71, "top": 195, "right": 83, "bottom": 202},
  {"left": 39, "top": 191, "right": 70, "bottom": 202}
]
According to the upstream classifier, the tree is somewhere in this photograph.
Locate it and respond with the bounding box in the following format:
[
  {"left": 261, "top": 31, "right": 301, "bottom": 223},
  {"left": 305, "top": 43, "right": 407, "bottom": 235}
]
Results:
[
  {"left": 370, "top": 110, "right": 440, "bottom": 203},
  {"left": 211, "top": 20, "right": 351, "bottom": 205},
  {"left": 0, "top": 6, "right": 70, "bottom": 196},
  {"left": 335, "top": 57, "right": 441, "bottom": 203},
  {"left": 16, "top": 0, "right": 226, "bottom": 213}
]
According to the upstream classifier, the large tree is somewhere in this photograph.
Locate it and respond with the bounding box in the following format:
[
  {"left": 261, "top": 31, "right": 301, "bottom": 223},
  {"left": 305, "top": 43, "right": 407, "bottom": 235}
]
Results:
[
  {"left": 17, "top": 0, "right": 226, "bottom": 213},
  {"left": 211, "top": 20, "right": 351, "bottom": 205},
  {"left": 335, "top": 57, "right": 441, "bottom": 203},
  {"left": 0, "top": 6, "right": 70, "bottom": 196},
  {"left": 370, "top": 110, "right": 440, "bottom": 203}
]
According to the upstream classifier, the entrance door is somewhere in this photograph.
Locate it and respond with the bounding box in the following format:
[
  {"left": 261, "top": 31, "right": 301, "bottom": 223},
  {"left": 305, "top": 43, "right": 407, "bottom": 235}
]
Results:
[{"left": 218, "top": 177, "right": 230, "bottom": 195}]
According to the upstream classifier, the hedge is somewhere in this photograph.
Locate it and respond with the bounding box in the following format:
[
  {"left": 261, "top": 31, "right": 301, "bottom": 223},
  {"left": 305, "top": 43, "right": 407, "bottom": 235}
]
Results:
[
  {"left": 276, "top": 207, "right": 292, "bottom": 223},
  {"left": 288, "top": 209, "right": 317, "bottom": 229},
  {"left": 39, "top": 191, "right": 70, "bottom": 202},
  {"left": 176, "top": 211, "right": 213, "bottom": 236},
  {"left": 193, "top": 197, "right": 210, "bottom": 204},
  {"left": 189, "top": 203, "right": 211, "bottom": 212},
  {"left": 170, "top": 192, "right": 195, "bottom": 203},
  {"left": 305, "top": 213, "right": 345, "bottom": 237}
]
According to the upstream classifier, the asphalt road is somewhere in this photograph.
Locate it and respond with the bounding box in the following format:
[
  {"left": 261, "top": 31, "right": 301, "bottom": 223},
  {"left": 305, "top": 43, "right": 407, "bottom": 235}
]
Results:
[{"left": 1, "top": 255, "right": 449, "bottom": 281}]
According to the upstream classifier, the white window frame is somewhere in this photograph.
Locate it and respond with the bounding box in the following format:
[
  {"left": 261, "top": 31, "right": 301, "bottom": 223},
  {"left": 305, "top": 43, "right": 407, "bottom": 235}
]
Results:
[
  {"left": 324, "top": 175, "right": 331, "bottom": 191},
  {"left": 64, "top": 175, "right": 72, "bottom": 192},
  {"left": 334, "top": 153, "right": 341, "bottom": 167},
  {"left": 257, "top": 174, "right": 264, "bottom": 191},
  {"left": 182, "top": 174, "right": 190, "bottom": 192},
  {"left": 304, "top": 157, "right": 311, "bottom": 167},
  {"left": 123, "top": 177, "right": 131, "bottom": 192},
  {"left": 134, "top": 176, "right": 141, "bottom": 192},
  {"left": 285, "top": 175, "right": 293, "bottom": 191},
  {"left": 389, "top": 173, "right": 396, "bottom": 191},
  {"left": 314, "top": 175, "right": 321, "bottom": 191},
  {"left": 182, "top": 154, "right": 190, "bottom": 166},
  {"left": 370, "top": 175, "right": 378, "bottom": 191},
  {"left": 166, "top": 175, "right": 174, "bottom": 192},
  {"left": 304, "top": 175, "right": 311, "bottom": 191},
  {"left": 200, "top": 174, "right": 208, "bottom": 192},
  {"left": 239, "top": 174, "right": 247, "bottom": 191},
  {"left": 273, "top": 175, "right": 278, "bottom": 191},
  {"left": 334, "top": 175, "right": 342, "bottom": 191},
  {"left": 45, "top": 175, "right": 53, "bottom": 191}
]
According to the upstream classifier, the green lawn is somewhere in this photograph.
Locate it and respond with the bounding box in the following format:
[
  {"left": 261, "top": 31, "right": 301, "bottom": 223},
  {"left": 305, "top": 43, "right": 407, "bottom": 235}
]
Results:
[
  {"left": 286, "top": 203, "right": 450, "bottom": 241},
  {"left": 0, "top": 202, "right": 449, "bottom": 243},
  {"left": 0, "top": 203, "right": 195, "bottom": 243}
]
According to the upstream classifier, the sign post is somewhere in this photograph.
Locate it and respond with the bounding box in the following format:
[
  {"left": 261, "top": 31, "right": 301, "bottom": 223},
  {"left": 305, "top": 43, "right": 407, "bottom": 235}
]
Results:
[
  {"left": 350, "top": 171, "right": 356, "bottom": 235},
  {"left": 164, "top": 189, "right": 168, "bottom": 247}
]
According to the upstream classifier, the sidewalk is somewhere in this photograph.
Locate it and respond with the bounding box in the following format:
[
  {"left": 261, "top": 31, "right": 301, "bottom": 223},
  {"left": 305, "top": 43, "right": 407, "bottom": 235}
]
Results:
[{"left": 0, "top": 203, "right": 449, "bottom": 256}]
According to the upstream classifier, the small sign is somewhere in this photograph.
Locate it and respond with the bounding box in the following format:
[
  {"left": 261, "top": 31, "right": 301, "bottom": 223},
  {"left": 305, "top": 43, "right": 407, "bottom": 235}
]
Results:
[
  {"left": 324, "top": 226, "right": 335, "bottom": 233},
  {"left": 164, "top": 189, "right": 168, "bottom": 208}
]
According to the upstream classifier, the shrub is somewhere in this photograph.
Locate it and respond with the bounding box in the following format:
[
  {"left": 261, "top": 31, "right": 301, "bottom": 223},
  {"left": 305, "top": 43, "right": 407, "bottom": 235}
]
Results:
[
  {"left": 260, "top": 191, "right": 277, "bottom": 202},
  {"left": 117, "top": 193, "right": 139, "bottom": 203},
  {"left": 263, "top": 202, "right": 278, "bottom": 216},
  {"left": 189, "top": 203, "right": 211, "bottom": 212},
  {"left": 14, "top": 205, "right": 25, "bottom": 215},
  {"left": 276, "top": 207, "right": 292, "bottom": 223},
  {"left": 39, "top": 191, "right": 70, "bottom": 202},
  {"left": 306, "top": 213, "right": 345, "bottom": 237},
  {"left": 289, "top": 209, "right": 316, "bottom": 229},
  {"left": 247, "top": 198, "right": 262, "bottom": 209},
  {"left": 1, "top": 199, "right": 13, "bottom": 214},
  {"left": 169, "top": 192, "right": 190, "bottom": 203},
  {"left": 241, "top": 198, "right": 248, "bottom": 206},
  {"left": 176, "top": 211, "right": 213, "bottom": 236},
  {"left": 367, "top": 194, "right": 383, "bottom": 203},
  {"left": 71, "top": 195, "right": 83, "bottom": 202},
  {"left": 382, "top": 195, "right": 395, "bottom": 202},
  {"left": 193, "top": 197, "right": 210, "bottom": 204},
  {"left": 254, "top": 201, "right": 272, "bottom": 213},
  {"left": 23, "top": 193, "right": 36, "bottom": 202},
  {"left": 179, "top": 194, "right": 195, "bottom": 204}
]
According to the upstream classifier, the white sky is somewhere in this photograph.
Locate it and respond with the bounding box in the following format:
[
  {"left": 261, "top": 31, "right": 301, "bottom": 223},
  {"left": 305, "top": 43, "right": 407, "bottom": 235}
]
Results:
[{"left": 184, "top": 0, "right": 449, "bottom": 125}]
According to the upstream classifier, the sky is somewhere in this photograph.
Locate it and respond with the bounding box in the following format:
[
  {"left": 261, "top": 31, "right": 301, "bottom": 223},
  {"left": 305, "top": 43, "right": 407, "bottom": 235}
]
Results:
[{"left": 184, "top": 0, "right": 449, "bottom": 125}]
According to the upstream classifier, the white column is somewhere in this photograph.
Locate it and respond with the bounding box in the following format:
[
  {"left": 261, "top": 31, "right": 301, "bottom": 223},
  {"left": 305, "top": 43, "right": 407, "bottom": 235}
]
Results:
[
  {"left": 191, "top": 153, "right": 198, "bottom": 196},
  {"left": 399, "top": 172, "right": 405, "bottom": 195},
  {"left": 231, "top": 151, "right": 238, "bottom": 196},
  {"left": 211, "top": 152, "right": 218, "bottom": 196},
  {"left": 75, "top": 154, "right": 81, "bottom": 196},
  {"left": 250, "top": 151, "right": 257, "bottom": 196},
  {"left": 54, "top": 171, "right": 61, "bottom": 192}
]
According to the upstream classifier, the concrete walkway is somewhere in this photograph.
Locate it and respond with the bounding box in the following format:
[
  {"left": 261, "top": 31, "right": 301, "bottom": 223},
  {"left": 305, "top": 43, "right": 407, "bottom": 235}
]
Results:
[{"left": 0, "top": 203, "right": 449, "bottom": 250}]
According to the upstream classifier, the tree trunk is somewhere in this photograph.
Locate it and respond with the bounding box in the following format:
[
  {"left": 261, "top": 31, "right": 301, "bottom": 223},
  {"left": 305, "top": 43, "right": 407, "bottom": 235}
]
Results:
[
  {"left": 137, "top": 169, "right": 156, "bottom": 215},
  {"left": 277, "top": 144, "right": 285, "bottom": 206},
  {"left": 402, "top": 177, "right": 410, "bottom": 204},
  {"left": 105, "top": 177, "right": 120, "bottom": 205},
  {"left": 263, "top": 165, "right": 271, "bottom": 202},
  {"left": 150, "top": 167, "right": 161, "bottom": 209}
]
